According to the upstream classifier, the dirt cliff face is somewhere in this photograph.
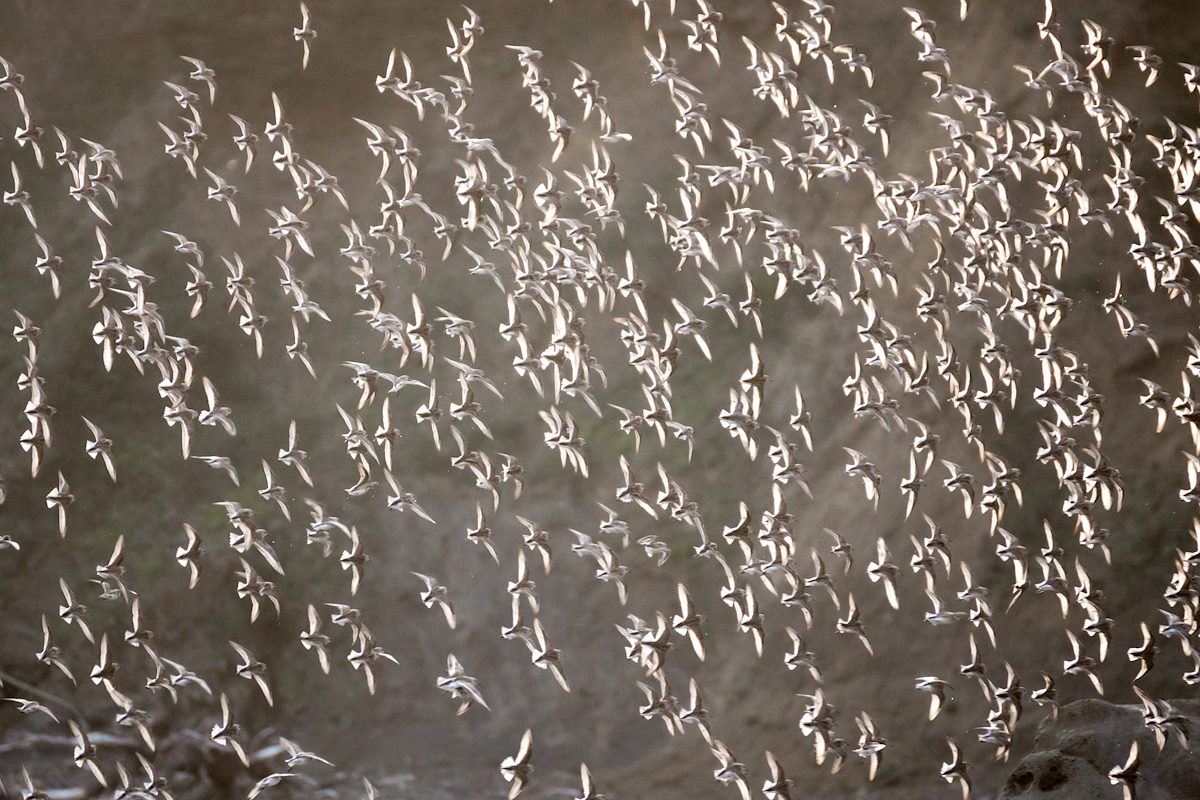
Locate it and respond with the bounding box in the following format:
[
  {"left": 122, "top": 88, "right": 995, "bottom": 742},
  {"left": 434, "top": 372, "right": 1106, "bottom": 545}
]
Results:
[{"left": 0, "top": 1, "right": 1199, "bottom": 798}]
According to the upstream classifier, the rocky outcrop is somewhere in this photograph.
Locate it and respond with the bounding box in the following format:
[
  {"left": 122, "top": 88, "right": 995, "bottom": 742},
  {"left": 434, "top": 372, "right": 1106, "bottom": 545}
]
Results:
[{"left": 1001, "top": 699, "right": 1200, "bottom": 799}]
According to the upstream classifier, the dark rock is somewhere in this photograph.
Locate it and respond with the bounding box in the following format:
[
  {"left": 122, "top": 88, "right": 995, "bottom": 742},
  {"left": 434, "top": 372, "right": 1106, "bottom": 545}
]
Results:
[{"left": 1001, "top": 699, "right": 1200, "bottom": 799}]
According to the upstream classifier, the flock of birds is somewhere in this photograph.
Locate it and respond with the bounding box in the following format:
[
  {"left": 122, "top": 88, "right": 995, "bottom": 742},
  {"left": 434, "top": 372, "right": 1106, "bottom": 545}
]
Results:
[{"left": 2, "top": 0, "right": 1200, "bottom": 798}]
